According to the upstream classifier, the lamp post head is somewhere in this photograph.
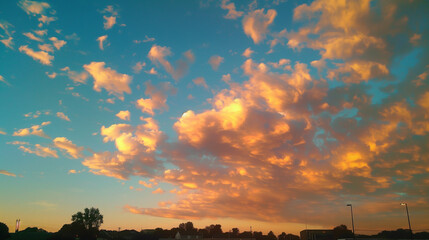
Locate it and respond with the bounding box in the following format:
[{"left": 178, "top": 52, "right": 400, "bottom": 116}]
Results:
[
  {"left": 347, "top": 204, "right": 352, "bottom": 206},
  {"left": 401, "top": 203, "right": 406, "bottom": 206}
]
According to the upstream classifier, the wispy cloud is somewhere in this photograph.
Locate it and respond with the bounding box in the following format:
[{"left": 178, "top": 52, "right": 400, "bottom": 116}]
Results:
[
  {"left": 19, "top": 45, "right": 53, "bottom": 65},
  {"left": 0, "top": 170, "right": 16, "bottom": 177}
]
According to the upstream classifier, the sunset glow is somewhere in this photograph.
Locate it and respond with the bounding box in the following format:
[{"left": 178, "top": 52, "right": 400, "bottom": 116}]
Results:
[{"left": 1, "top": 0, "right": 429, "bottom": 236}]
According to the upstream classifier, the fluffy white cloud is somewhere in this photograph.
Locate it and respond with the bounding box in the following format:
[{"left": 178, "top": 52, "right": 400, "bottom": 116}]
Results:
[{"left": 84, "top": 62, "right": 132, "bottom": 100}]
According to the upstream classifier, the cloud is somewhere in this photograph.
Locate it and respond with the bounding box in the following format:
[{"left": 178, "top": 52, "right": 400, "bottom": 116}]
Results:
[
  {"left": 61, "top": 66, "right": 89, "bottom": 84},
  {"left": 84, "top": 62, "right": 132, "bottom": 100},
  {"left": 116, "top": 110, "right": 130, "bottom": 121},
  {"left": 46, "top": 72, "right": 56, "bottom": 79},
  {"left": 136, "top": 81, "right": 176, "bottom": 115},
  {"left": 49, "top": 37, "right": 66, "bottom": 50},
  {"left": 138, "top": 180, "right": 155, "bottom": 188},
  {"left": 0, "top": 170, "right": 16, "bottom": 177},
  {"left": 38, "top": 44, "right": 53, "bottom": 52},
  {"left": 242, "top": 47, "right": 254, "bottom": 58},
  {"left": 0, "top": 37, "right": 13, "bottom": 49},
  {"left": 126, "top": 6, "right": 429, "bottom": 223},
  {"left": 24, "top": 111, "right": 50, "bottom": 119},
  {"left": 143, "top": 35, "right": 155, "bottom": 42},
  {"left": 102, "top": 5, "right": 118, "bottom": 30},
  {"left": 56, "top": 112, "right": 70, "bottom": 121},
  {"left": 19, "top": 45, "right": 53, "bottom": 65},
  {"left": 133, "top": 61, "right": 146, "bottom": 74},
  {"left": 19, "top": 144, "right": 58, "bottom": 158},
  {"left": 97, "top": 35, "right": 108, "bottom": 50},
  {"left": 13, "top": 122, "right": 51, "bottom": 138},
  {"left": 83, "top": 119, "right": 164, "bottom": 180},
  {"left": 269, "top": 58, "right": 292, "bottom": 71},
  {"left": 221, "top": 0, "right": 243, "bottom": 19},
  {"left": 208, "top": 55, "right": 224, "bottom": 71},
  {"left": 53, "top": 137, "right": 84, "bottom": 159},
  {"left": 242, "top": 8, "right": 277, "bottom": 44},
  {"left": 23, "top": 32, "right": 43, "bottom": 42},
  {"left": 0, "top": 20, "right": 13, "bottom": 37},
  {"left": 192, "top": 77, "right": 208, "bottom": 89},
  {"left": 0, "top": 75, "right": 11, "bottom": 86},
  {"left": 221, "top": 73, "right": 231, "bottom": 83},
  {"left": 103, "top": 16, "right": 116, "bottom": 30},
  {"left": 152, "top": 188, "right": 165, "bottom": 194},
  {"left": 18, "top": 0, "right": 50, "bottom": 16},
  {"left": 145, "top": 68, "right": 157, "bottom": 75},
  {"left": 38, "top": 15, "right": 56, "bottom": 26},
  {"left": 285, "top": 0, "right": 419, "bottom": 82},
  {"left": 148, "top": 45, "right": 194, "bottom": 81}
]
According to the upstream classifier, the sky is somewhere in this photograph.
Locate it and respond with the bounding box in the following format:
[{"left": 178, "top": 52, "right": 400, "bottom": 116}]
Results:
[{"left": 1, "top": 0, "right": 429, "bottom": 236}]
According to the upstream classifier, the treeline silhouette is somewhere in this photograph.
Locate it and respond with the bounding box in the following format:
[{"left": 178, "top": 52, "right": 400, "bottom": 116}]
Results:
[{"left": 1, "top": 208, "right": 428, "bottom": 240}]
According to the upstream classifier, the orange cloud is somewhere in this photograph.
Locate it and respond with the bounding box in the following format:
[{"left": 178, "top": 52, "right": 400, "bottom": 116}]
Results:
[
  {"left": 221, "top": 0, "right": 243, "bottom": 19},
  {"left": 84, "top": 62, "right": 132, "bottom": 100},
  {"left": 53, "top": 137, "right": 84, "bottom": 159},
  {"left": 242, "top": 9, "right": 277, "bottom": 44},
  {"left": 116, "top": 110, "right": 130, "bottom": 121},
  {"left": 56, "top": 112, "right": 70, "bottom": 121},
  {"left": 19, "top": 45, "right": 53, "bottom": 65},
  {"left": 136, "top": 81, "right": 176, "bottom": 115},
  {"left": 148, "top": 45, "right": 194, "bottom": 80},
  {"left": 19, "top": 144, "right": 58, "bottom": 158},
  {"left": 13, "top": 122, "right": 51, "bottom": 138},
  {"left": 97, "top": 35, "right": 108, "bottom": 50}
]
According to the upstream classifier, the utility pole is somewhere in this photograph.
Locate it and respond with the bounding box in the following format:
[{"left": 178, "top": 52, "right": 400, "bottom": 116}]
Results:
[
  {"left": 347, "top": 204, "right": 356, "bottom": 240},
  {"left": 401, "top": 203, "right": 413, "bottom": 240}
]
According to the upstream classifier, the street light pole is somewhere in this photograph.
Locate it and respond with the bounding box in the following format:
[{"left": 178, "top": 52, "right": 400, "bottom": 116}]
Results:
[
  {"left": 401, "top": 203, "right": 413, "bottom": 240},
  {"left": 347, "top": 204, "right": 356, "bottom": 240}
]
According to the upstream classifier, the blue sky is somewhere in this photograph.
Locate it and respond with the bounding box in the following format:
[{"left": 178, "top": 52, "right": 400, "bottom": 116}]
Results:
[{"left": 1, "top": 0, "right": 429, "bottom": 235}]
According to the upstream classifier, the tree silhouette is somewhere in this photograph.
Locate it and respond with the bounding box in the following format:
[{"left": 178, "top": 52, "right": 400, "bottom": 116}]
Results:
[
  {"left": 71, "top": 207, "right": 103, "bottom": 240},
  {"left": 71, "top": 207, "right": 103, "bottom": 231},
  {"left": 333, "top": 224, "right": 353, "bottom": 239},
  {"left": 0, "top": 222, "right": 10, "bottom": 240}
]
